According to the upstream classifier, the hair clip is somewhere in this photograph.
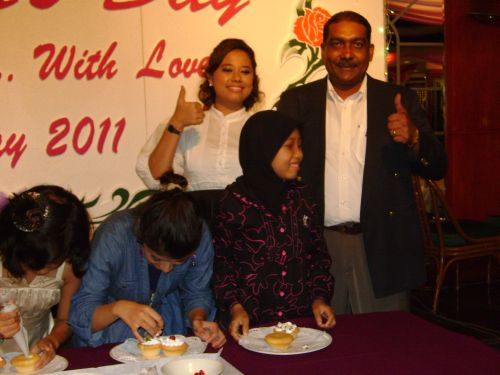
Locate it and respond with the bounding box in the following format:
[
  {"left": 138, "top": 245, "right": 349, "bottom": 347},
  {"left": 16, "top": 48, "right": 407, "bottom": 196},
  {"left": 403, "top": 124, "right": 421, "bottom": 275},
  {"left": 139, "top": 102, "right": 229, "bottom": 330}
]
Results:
[
  {"left": 160, "top": 183, "right": 184, "bottom": 192},
  {"left": 158, "top": 172, "right": 188, "bottom": 192},
  {"left": 11, "top": 191, "right": 50, "bottom": 233}
]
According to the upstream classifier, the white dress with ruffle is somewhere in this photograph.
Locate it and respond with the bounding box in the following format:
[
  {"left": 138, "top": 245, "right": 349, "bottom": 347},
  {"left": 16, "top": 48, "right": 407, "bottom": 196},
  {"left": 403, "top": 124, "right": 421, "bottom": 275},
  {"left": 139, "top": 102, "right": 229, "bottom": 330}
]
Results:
[{"left": 0, "top": 263, "right": 64, "bottom": 354}]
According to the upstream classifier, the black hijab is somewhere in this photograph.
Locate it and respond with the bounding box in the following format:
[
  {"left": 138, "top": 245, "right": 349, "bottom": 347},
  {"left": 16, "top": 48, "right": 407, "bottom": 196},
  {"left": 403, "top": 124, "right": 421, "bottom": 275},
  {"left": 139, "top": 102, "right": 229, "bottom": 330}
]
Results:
[{"left": 238, "top": 110, "right": 302, "bottom": 215}]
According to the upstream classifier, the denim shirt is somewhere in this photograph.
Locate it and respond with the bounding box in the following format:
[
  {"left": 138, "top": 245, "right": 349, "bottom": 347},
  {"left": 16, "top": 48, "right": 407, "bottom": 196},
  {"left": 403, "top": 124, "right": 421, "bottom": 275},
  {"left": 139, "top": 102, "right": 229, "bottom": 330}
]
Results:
[{"left": 69, "top": 209, "right": 215, "bottom": 347}]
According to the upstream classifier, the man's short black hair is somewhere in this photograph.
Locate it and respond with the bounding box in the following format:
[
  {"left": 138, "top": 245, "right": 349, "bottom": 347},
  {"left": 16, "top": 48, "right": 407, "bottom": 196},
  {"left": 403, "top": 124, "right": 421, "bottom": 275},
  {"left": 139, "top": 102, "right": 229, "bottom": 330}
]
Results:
[{"left": 323, "top": 10, "right": 372, "bottom": 45}]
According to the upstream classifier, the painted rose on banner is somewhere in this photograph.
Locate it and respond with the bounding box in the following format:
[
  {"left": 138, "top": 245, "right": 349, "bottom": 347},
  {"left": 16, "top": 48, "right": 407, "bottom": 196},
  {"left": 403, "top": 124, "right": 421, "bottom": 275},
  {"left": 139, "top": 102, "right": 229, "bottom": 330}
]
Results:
[
  {"left": 281, "top": 0, "right": 331, "bottom": 90},
  {"left": 293, "top": 6, "right": 330, "bottom": 46}
]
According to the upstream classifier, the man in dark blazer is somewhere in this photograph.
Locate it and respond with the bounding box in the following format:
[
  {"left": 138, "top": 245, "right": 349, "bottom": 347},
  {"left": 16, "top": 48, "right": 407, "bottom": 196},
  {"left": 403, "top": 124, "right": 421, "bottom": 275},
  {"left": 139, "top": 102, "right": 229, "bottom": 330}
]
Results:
[{"left": 277, "top": 11, "right": 447, "bottom": 314}]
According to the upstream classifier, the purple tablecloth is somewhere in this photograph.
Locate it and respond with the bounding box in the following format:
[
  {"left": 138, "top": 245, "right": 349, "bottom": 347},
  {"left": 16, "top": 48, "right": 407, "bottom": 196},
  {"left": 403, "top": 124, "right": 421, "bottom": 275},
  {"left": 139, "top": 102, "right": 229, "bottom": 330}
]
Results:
[{"left": 59, "top": 311, "right": 500, "bottom": 374}]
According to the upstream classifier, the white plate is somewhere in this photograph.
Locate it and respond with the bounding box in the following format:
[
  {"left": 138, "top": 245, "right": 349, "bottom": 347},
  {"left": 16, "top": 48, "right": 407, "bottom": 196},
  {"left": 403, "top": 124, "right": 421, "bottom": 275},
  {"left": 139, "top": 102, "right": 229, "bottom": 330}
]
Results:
[
  {"left": 239, "top": 326, "right": 332, "bottom": 355},
  {"left": 109, "top": 337, "right": 207, "bottom": 362},
  {"left": 0, "top": 352, "right": 68, "bottom": 374}
]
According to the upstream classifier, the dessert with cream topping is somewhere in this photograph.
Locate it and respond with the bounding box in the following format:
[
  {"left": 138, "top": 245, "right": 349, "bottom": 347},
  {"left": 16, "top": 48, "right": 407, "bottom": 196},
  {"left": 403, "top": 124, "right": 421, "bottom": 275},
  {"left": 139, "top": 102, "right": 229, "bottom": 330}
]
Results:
[
  {"left": 160, "top": 335, "right": 188, "bottom": 356},
  {"left": 273, "top": 321, "right": 300, "bottom": 337},
  {"left": 10, "top": 353, "right": 40, "bottom": 373},
  {"left": 137, "top": 337, "right": 161, "bottom": 358}
]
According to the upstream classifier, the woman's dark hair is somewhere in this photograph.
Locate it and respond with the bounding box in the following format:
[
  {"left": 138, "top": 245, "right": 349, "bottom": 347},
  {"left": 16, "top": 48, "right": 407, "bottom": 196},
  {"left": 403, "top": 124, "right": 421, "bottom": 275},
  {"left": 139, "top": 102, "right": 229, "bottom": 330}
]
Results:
[
  {"left": 199, "top": 38, "right": 261, "bottom": 110},
  {"left": 134, "top": 185, "right": 202, "bottom": 260},
  {"left": 322, "top": 10, "right": 372, "bottom": 45},
  {"left": 0, "top": 185, "right": 91, "bottom": 279}
]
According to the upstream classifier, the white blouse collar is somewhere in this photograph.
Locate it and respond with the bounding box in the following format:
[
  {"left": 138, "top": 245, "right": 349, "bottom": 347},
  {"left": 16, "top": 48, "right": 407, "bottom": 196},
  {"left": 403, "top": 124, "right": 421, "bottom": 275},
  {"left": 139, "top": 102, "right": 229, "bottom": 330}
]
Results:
[{"left": 209, "top": 106, "right": 248, "bottom": 120}]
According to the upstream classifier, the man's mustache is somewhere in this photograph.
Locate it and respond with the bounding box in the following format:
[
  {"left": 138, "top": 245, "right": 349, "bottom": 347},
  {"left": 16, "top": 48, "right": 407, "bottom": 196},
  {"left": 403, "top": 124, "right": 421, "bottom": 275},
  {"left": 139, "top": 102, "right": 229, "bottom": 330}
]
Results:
[{"left": 336, "top": 59, "right": 357, "bottom": 68}]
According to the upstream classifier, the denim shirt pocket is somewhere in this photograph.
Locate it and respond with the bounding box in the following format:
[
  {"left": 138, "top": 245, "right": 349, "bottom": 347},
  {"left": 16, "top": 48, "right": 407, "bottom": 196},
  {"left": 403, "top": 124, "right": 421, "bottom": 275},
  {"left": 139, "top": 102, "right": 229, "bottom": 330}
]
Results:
[{"left": 109, "top": 278, "right": 145, "bottom": 304}]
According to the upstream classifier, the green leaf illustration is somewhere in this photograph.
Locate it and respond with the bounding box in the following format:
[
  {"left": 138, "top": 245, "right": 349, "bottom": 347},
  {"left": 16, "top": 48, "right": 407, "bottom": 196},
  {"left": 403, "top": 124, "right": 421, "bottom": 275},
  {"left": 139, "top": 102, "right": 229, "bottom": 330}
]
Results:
[{"left": 82, "top": 188, "right": 154, "bottom": 225}]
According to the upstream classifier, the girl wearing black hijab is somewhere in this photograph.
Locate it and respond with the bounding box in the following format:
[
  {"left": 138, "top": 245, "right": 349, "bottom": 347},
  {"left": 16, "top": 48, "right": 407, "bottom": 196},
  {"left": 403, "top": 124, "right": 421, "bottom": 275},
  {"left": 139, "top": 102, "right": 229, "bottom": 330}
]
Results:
[{"left": 213, "top": 110, "right": 335, "bottom": 342}]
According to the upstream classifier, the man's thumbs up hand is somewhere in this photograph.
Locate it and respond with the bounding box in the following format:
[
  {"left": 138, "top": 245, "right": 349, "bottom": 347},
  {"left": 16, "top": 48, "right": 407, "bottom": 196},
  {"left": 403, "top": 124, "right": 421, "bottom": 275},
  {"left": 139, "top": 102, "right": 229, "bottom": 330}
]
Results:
[
  {"left": 394, "top": 93, "right": 407, "bottom": 114},
  {"left": 387, "top": 93, "right": 418, "bottom": 147}
]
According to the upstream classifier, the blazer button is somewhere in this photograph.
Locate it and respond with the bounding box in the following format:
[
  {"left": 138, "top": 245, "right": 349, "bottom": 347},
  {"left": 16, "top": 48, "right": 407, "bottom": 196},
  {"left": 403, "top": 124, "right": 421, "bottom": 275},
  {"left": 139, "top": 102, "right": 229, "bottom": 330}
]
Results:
[
  {"left": 388, "top": 210, "right": 395, "bottom": 217},
  {"left": 420, "top": 157, "right": 430, "bottom": 167},
  {"left": 394, "top": 172, "right": 400, "bottom": 178}
]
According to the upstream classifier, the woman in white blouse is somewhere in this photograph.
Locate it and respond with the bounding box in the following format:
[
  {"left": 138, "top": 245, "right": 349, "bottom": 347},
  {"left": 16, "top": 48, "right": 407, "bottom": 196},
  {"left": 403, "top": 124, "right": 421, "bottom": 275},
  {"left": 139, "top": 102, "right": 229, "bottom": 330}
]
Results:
[{"left": 136, "top": 38, "right": 262, "bottom": 191}]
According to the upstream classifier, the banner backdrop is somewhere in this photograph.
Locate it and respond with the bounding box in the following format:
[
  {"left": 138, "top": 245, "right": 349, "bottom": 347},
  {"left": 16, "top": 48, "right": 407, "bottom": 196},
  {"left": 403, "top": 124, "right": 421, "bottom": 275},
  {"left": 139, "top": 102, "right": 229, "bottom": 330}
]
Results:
[{"left": 1, "top": 0, "right": 385, "bottom": 221}]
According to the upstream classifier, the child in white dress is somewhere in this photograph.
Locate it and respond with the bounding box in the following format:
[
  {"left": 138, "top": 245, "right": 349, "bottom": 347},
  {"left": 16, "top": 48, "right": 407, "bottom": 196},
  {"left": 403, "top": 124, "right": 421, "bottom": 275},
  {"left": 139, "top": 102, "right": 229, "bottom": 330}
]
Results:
[{"left": 0, "top": 185, "right": 91, "bottom": 370}]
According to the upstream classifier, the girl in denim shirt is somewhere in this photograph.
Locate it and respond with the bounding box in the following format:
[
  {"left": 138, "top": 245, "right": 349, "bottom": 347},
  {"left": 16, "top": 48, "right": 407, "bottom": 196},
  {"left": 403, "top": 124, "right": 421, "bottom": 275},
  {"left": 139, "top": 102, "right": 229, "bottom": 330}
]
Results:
[{"left": 69, "top": 181, "right": 225, "bottom": 349}]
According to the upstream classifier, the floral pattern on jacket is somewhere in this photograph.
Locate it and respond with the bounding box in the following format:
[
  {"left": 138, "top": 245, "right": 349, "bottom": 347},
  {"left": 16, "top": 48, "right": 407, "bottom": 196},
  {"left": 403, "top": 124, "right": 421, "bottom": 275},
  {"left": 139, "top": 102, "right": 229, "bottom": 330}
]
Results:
[{"left": 213, "top": 180, "right": 334, "bottom": 326}]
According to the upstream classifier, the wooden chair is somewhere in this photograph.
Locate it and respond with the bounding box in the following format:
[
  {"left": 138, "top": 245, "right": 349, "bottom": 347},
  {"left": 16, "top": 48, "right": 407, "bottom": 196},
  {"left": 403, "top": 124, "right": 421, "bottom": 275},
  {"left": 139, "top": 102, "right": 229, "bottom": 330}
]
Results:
[{"left": 412, "top": 176, "right": 500, "bottom": 313}]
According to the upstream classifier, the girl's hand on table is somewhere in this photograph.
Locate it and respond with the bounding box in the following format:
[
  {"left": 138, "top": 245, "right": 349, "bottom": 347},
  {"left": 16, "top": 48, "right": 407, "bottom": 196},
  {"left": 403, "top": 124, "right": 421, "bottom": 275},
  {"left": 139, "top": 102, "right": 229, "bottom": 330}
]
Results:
[
  {"left": 229, "top": 304, "right": 250, "bottom": 342},
  {"left": 312, "top": 299, "right": 336, "bottom": 329},
  {"left": 31, "top": 336, "right": 57, "bottom": 370},
  {"left": 192, "top": 319, "right": 226, "bottom": 349}
]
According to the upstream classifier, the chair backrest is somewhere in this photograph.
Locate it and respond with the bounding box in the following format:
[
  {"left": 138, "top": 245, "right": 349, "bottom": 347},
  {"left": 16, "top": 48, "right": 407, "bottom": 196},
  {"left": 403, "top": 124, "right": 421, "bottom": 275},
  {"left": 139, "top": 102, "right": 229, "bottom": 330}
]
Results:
[
  {"left": 412, "top": 176, "right": 438, "bottom": 253},
  {"left": 412, "top": 176, "right": 500, "bottom": 313},
  {"left": 412, "top": 176, "right": 500, "bottom": 255},
  {"left": 413, "top": 176, "right": 477, "bottom": 251}
]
